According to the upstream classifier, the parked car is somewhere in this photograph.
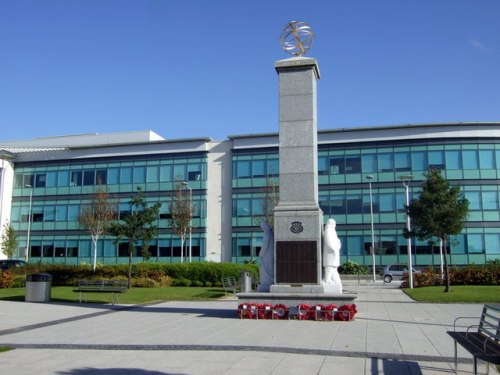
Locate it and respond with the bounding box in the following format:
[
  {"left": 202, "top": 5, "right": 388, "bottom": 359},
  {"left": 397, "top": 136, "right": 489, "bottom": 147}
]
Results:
[
  {"left": 0, "top": 259, "right": 27, "bottom": 270},
  {"left": 382, "top": 264, "right": 421, "bottom": 283}
]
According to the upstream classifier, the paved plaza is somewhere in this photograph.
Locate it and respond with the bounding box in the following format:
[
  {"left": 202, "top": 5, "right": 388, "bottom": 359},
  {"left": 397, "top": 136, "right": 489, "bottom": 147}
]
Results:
[{"left": 0, "top": 281, "right": 490, "bottom": 374}]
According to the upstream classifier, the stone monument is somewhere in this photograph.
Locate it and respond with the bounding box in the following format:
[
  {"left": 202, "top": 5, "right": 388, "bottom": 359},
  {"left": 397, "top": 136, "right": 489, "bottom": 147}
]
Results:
[
  {"left": 237, "top": 22, "right": 356, "bottom": 306},
  {"left": 271, "top": 21, "right": 323, "bottom": 293}
]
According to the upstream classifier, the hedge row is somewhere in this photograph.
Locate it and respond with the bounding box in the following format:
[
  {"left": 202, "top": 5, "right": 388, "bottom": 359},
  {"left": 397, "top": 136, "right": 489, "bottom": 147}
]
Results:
[
  {"left": 408, "top": 264, "right": 500, "bottom": 287},
  {"left": 0, "top": 262, "right": 259, "bottom": 288}
]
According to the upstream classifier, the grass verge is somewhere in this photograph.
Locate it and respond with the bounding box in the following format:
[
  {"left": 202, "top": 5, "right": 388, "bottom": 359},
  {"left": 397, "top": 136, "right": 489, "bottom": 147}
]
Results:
[
  {"left": 0, "top": 286, "right": 226, "bottom": 304},
  {"left": 0, "top": 346, "right": 14, "bottom": 353},
  {"left": 403, "top": 285, "right": 500, "bottom": 303}
]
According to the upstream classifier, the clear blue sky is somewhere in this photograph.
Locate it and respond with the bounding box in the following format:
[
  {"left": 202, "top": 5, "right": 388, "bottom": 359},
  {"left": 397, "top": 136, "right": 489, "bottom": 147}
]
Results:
[{"left": 1, "top": 0, "right": 499, "bottom": 142}]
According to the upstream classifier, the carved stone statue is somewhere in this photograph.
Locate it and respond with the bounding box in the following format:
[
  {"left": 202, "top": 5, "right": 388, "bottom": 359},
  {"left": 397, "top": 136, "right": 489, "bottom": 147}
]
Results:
[
  {"left": 322, "top": 218, "right": 343, "bottom": 293},
  {"left": 258, "top": 221, "right": 274, "bottom": 292}
]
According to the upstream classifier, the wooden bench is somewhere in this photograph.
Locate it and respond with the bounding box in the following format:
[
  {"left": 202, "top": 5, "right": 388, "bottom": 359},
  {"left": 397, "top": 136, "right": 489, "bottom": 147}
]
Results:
[
  {"left": 73, "top": 280, "right": 128, "bottom": 305},
  {"left": 221, "top": 276, "right": 241, "bottom": 297},
  {"left": 447, "top": 303, "right": 500, "bottom": 375}
]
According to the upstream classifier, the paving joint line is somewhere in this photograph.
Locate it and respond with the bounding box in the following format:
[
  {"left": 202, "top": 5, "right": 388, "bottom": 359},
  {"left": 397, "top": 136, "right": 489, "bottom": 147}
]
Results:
[{"left": 0, "top": 343, "right": 472, "bottom": 364}]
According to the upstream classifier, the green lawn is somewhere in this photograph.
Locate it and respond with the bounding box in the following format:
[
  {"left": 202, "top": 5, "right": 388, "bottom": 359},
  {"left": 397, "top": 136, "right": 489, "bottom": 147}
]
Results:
[
  {"left": 403, "top": 285, "right": 500, "bottom": 303},
  {"left": 0, "top": 286, "right": 226, "bottom": 305}
]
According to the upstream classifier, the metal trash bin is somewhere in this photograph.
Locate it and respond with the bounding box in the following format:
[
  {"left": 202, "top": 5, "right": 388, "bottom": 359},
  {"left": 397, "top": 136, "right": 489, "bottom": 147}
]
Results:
[
  {"left": 25, "top": 273, "right": 52, "bottom": 302},
  {"left": 240, "top": 271, "right": 252, "bottom": 292}
]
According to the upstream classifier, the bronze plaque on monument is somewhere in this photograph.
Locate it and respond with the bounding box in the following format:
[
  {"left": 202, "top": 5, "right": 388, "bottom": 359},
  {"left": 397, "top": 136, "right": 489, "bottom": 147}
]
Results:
[{"left": 276, "top": 241, "right": 317, "bottom": 284}]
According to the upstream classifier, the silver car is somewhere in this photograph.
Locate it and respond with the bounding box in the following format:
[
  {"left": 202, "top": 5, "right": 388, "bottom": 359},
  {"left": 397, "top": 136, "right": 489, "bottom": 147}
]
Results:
[{"left": 382, "top": 264, "right": 421, "bottom": 283}]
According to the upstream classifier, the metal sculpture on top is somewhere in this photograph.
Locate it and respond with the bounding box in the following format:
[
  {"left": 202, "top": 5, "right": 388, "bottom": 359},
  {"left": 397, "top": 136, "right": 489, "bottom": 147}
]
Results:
[{"left": 279, "top": 21, "right": 314, "bottom": 56}]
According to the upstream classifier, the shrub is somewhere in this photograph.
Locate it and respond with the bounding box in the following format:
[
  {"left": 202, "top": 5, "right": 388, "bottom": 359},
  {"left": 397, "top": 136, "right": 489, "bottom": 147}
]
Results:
[
  {"left": 0, "top": 271, "right": 15, "bottom": 288},
  {"left": 132, "top": 277, "right": 158, "bottom": 288},
  {"left": 339, "top": 261, "right": 369, "bottom": 275}
]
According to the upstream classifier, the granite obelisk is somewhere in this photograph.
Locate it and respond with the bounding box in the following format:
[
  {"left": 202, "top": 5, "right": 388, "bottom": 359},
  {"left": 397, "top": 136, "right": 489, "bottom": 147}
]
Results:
[{"left": 272, "top": 56, "right": 324, "bottom": 292}]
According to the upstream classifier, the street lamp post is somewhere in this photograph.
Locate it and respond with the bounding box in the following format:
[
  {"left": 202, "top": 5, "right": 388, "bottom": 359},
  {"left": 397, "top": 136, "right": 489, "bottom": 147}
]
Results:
[
  {"left": 366, "top": 175, "right": 376, "bottom": 282},
  {"left": 25, "top": 185, "right": 33, "bottom": 262},
  {"left": 399, "top": 175, "right": 414, "bottom": 289},
  {"left": 182, "top": 181, "right": 192, "bottom": 263}
]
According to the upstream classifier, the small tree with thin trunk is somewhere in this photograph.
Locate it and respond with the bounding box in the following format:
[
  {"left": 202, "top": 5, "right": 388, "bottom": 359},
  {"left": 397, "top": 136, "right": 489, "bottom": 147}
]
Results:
[
  {"left": 108, "top": 187, "right": 160, "bottom": 288},
  {"left": 406, "top": 168, "right": 469, "bottom": 292},
  {"left": 77, "top": 185, "right": 117, "bottom": 271},
  {"left": 1, "top": 221, "right": 18, "bottom": 259},
  {"left": 168, "top": 183, "right": 195, "bottom": 263},
  {"left": 256, "top": 177, "right": 279, "bottom": 230}
]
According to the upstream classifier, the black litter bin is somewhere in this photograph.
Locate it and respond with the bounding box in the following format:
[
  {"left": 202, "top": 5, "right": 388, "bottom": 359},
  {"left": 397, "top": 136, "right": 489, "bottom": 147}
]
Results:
[{"left": 25, "top": 273, "right": 52, "bottom": 302}]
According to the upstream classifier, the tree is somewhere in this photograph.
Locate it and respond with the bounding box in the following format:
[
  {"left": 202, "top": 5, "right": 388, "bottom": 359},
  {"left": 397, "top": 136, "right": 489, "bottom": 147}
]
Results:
[
  {"left": 406, "top": 168, "right": 469, "bottom": 292},
  {"left": 255, "top": 177, "right": 279, "bottom": 230},
  {"left": 168, "top": 183, "right": 195, "bottom": 263},
  {"left": 77, "top": 185, "right": 117, "bottom": 271},
  {"left": 1, "top": 221, "right": 18, "bottom": 259},
  {"left": 108, "top": 187, "right": 161, "bottom": 288}
]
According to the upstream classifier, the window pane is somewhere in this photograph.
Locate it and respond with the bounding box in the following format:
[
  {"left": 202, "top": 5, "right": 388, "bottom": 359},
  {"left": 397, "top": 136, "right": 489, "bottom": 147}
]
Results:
[
  {"left": 133, "top": 167, "right": 146, "bottom": 183},
  {"left": 55, "top": 206, "right": 67, "bottom": 221},
  {"left": 485, "top": 234, "right": 500, "bottom": 254},
  {"left": 234, "top": 199, "right": 251, "bottom": 217},
  {"left": 252, "top": 160, "right": 266, "bottom": 177},
  {"left": 465, "top": 192, "right": 481, "bottom": 210},
  {"left": 379, "top": 194, "right": 395, "bottom": 212},
  {"left": 96, "top": 169, "right": 107, "bottom": 185},
  {"left": 462, "top": 150, "right": 478, "bottom": 169},
  {"left": 378, "top": 154, "right": 393, "bottom": 172},
  {"left": 345, "top": 156, "right": 361, "bottom": 174},
  {"left": 267, "top": 159, "right": 279, "bottom": 176},
  {"left": 146, "top": 166, "right": 159, "bottom": 183},
  {"left": 445, "top": 151, "right": 461, "bottom": 170},
  {"left": 173, "top": 165, "right": 186, "bottom": 181},
  {"left": 346, "top": 195, "right": 362, "bottom": 214},
  {"left": 187, "top": 163, "right": 202, "bottom": 181},
  {"left": 411, "top": 151, "right": 427, "bottom": 171},
  {"left": 394, "top": 152, "right": 410, "bottom": 171},
  {"left": 479, "top": 150, "right": 494, "bottom": 169},
  {"left": 58, "top": 171, "right": 69, "bottom": 187},
  {"left": 482, "top": 192, "right": 497, "bottom": 210},
  {"left": 35, "top": 174, "right": 46, "bottom": 188},
  {"left": 236, "top": 161, "right": 251, "bottom": 178},
  {"left": 361, "top": 154, "right": 377, "bottom": 173},
  {"left": 46, "top": 172, "right": 57, "bottom": 187},
  {"left": 330, "top": 157, "right": 345, "bottom": 174},
  {"left": 108, "top": 168, "right": 119, "bottom": 184},
  {"left": 159, "top": 165, "right": 172, "bottom": 182},
  {"left": 68, "top": 205, "right": 80, "bottom": 221},
  {"left": 120, "top": 167, "right": 132, "bottom": 184},
  {"left": 347, "top": 236, "right": 363, "bottom": 255},
  {"left": 467, "top": 234, "right": 484, "bottom": 253},
  {"left": 44, "top": 206, "right": 55, "bottom": 221},
  {"left": 70, "top": 171, "right": 82, "bottom": 186},
  {"left": 83, "top": 170, "right": 95, "bottom": 186},
  {"left": 428, "top": 151, "right": 445, "bottom": 169},
  {"left": 318, "top": 156, "right": 328, "bottom": 175}
]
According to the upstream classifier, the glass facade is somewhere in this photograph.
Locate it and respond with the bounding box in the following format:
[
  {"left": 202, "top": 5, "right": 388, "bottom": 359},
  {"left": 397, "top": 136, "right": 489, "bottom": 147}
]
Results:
[
  {"left": 231, "top": 140, "right": 500, "bottom": 267},
  {"left": 11, "top": 154, "right": 208, "bottom": 264}
]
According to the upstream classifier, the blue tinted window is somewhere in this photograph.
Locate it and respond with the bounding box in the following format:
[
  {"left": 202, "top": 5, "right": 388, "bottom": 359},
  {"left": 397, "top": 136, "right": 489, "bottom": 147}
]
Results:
[
  {"left": 146, "top": 166, "right": 159, "bottom": 183},
  {"left": 395, "top": 152, "right": 410, "bottom": 171},
  {"left": 428, "top": 151, "right": 445, "bottom": 169},
  {"left": 411, "top": 151, "right": 427, "bottom": 171},
  {"left": 160, "top": 165, "right": 172, "bottom": 182},
  {"left": 361, "top": 154, "right": 377, "bottom": 173},
  {"left": 133, "top": 167, "right": 146, "bottom": 183},
  {"left": 347, "top": 236, "right": 363, "bottom": 255},
  {"left": 482, "top": 192, "right": 497, "bottom": 210},
  {"left": 379, "top": 194, "right": 395, "bottom": 212},
  {"left": 465, "top": 192, "right": 481, "bottom": 210},
  {"left": 58, "top": 171, "right": 69, "bottom": 187},
  {"left": 108, "top": 168, "right": 119, "bottom": 184},
  {"left": 236, "top": 161, "right": 251, "bottom": 178},
  {"left": 267, "top": 159, "right": 279, "bottom": 176},
  {"left": 120, "top": 168, "right": 132, "bottom": 184},
  {"left": 445, "top": 151, "right": 461, "bottom": 170},
  {"left": 479, "top": 150, "right": 494, "bottom": 169},
  {"left": 46, "top": 172, "right": 57, "bottom": 187},
  {"left": 462, "top": 151, "right": 478, "bottom": 169},
  {"left": 252, "top": 160, "right": 266, "bottom": 177},
  {"left": 485, "top": 234, "right": 500, "bottom": 254},
  {"left": 378, "top": 154, "right": 393, "bottom": 172},
  {"left": 467, "top": 234, "right": 484, "bottom": 253},
  {"left": 234, "top": 199, "right": 251, "bottom": 217},
  {"left": 318, "top": 156, "right": 328, "bottom": 175},
  {"left": 173, "top": 165, "right": 186, "bottom": 181}
]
